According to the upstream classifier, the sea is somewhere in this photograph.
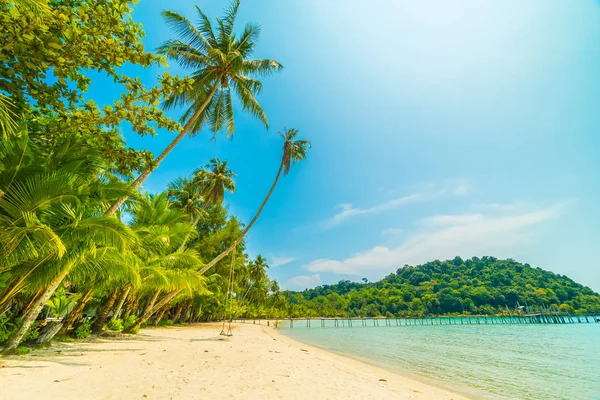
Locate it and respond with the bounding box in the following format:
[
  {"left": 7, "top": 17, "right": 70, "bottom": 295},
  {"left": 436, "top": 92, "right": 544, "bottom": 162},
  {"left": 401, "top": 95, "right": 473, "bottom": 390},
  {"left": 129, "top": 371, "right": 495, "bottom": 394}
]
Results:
[{"left": 278, "top": 317, "right": 600, "bottom": 400}]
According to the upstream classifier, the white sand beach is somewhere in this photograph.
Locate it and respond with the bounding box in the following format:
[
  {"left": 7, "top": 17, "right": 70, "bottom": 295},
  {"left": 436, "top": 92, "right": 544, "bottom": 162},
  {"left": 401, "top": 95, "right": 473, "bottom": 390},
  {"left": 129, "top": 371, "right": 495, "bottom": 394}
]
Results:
[{"left": 0, "top": 323, "right": 470, "bottom": 400}]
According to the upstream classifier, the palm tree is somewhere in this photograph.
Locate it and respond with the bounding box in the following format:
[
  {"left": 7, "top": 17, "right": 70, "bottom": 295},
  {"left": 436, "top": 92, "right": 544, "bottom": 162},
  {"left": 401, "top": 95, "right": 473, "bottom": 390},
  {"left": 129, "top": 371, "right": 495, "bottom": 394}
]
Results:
[
  {"left": 173, "top": 158, "right": 236, "bottom": 252},
  {"left": 197, "top": 158, "right": 236, "bottom": 208},
  {"left": 0, "top": 134, "right": 138, "bottom": 354},
  {"left": 198, "top": 127, "right": 310, "bottom": 275},
  {"left": 105, "top": 1, "right": 282, "bottom": 215},
  {"left": 118, "top": 193, "right": 208, "bottom": 333}
]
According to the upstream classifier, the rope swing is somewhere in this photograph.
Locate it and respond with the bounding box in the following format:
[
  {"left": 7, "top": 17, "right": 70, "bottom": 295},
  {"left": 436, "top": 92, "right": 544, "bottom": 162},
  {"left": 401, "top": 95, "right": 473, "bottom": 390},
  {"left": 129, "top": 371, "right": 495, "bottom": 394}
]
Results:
[{"left": 220, "top": 245, "right": 236, "bottom": 337}]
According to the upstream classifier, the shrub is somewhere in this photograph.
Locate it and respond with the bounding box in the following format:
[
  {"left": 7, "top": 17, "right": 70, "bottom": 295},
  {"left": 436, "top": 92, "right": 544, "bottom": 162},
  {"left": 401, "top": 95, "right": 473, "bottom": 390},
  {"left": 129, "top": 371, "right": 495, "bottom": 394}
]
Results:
[
  {"left": 0, "top": 317, "right": 14, "bottom": 344},
  {"left": 122, "top": 315, "right": 139, "bottom": 334},
  {"left": 0, "top": 318, "right": 40, "bottom": 344},
  {"left": 23, "top": 321, "right": 40, "bottom": 342},
  {"left": 158, "top": 319, "right": 173, "bottom": 327},
  {"left": 74, "top": 320, "right": 92, "bottom": 339},
  {"left": 106, "top": 318, "right": 123, "bottom": 332}
]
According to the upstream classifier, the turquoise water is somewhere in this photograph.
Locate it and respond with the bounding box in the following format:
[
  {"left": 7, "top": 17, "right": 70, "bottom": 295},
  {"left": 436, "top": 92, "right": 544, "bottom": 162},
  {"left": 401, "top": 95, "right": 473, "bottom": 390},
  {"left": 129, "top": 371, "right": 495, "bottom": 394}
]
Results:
[{"left": 278, "top": 318, "right": 600, "bottom": 400}]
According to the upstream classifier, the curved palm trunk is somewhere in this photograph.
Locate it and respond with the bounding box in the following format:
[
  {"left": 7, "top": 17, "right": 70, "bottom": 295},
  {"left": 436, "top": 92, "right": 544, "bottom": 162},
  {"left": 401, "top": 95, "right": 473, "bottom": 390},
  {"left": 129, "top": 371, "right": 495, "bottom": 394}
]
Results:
[
  {"left": 111, "top": 285, "right": 131, "bottom": 321},
  {"left": 172, "top": 301, "right": 186, "bottom": 324},
  {"left": 105, "top": 84, "right": 220, "bottom": 216},
  {"left": 198, "top": 161, "right": 284, "bottom": 275},
  {"left": 123, "top": 293, "right": 140, "bottom": 317},
  {"left": 2, "top": 263, "right": 72, "bottom": 354},
  {"left": 20, "top": 288, "right": 45, "bottom": 318},
  {"left": 123, "top": 289, "right": 181, "bottom": 333},
  {"left": 59, "top": 287, "right": 94, "bottom": 335},
  {"left": 92, "top": 289, "right": 118, "bottom": 334},
  {"left": 152, "top": 303, "right": 171, "bottom": 326},
  {"left": 176, "top": 212, "right": 203, "bottom": 252}
]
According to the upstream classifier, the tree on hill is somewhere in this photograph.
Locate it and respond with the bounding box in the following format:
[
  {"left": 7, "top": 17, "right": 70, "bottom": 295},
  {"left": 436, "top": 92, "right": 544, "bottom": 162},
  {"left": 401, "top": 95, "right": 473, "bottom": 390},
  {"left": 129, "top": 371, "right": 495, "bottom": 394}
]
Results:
[{"left": 284, "top": 257, "right": 600, "bottom": 317}]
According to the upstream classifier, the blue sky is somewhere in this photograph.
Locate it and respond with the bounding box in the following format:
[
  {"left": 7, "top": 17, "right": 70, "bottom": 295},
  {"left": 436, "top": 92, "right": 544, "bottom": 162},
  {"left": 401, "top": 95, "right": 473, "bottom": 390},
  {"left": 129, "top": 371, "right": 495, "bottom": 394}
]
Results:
[{"left": 91, "top": 0, "right": 600, "bottom": 291}]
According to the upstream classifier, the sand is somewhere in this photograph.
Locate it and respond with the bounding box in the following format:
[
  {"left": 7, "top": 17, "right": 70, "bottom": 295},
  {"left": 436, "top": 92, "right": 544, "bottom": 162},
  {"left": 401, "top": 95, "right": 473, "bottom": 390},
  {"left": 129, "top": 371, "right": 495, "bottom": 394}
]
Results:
[{"left": 0, "top": 323, "right": 471, "bottom": 399}]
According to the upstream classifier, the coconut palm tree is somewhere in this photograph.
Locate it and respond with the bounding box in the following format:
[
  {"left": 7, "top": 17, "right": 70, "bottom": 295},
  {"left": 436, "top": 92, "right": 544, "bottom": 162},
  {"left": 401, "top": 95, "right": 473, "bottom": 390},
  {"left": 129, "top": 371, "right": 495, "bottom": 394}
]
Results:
[
  {"left": 197, "top": 158, "right": 236, "bottom": 208},
  {"left": 198, "top": 127, "right": 310, "bottom": 275},
  {"left": 105, "top": 0, "right": 282, "bottom": 215},
  {"left": 172, "top": 158, "right": 236, "bottom": 252},
  {"left": 117, "top": 193, "right": 208, "bottom": 333},
  {"left": 0, "top": 134, "right": 138, "bottom": 354}
]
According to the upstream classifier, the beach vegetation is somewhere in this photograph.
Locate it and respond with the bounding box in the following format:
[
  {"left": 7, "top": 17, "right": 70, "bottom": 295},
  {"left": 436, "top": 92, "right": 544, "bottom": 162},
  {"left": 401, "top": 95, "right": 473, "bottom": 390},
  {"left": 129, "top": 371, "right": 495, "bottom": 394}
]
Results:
[
  {"left": 0, "top": 0, "right": 307, "bottom": 354},
  {"left": 284, "top": 257, "right": 600, "bottom": 317}
]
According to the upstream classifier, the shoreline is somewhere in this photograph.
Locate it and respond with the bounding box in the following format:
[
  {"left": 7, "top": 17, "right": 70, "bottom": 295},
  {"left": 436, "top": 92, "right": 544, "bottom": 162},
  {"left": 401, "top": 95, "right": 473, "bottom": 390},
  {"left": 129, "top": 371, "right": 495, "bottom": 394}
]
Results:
[
  {"left": 267, "top": 324, "right": 481, "bottom": 400},
  {"left": 1, "top": 323, "right": 472, "bottom": 399}
]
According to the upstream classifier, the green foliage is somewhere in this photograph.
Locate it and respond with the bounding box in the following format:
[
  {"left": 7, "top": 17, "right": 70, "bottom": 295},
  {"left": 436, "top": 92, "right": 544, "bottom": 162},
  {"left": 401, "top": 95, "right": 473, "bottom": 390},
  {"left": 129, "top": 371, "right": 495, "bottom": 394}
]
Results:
[
  {"left": 0, "top": 317, "right": 13, "bottom": 343},
  {"left": 0, "top": 318, "right": 40, "bottom": 344},
  {"left": 157, "top": 319, "right": 173, "bottom": 327},
  {"left": 74, "top": 320, "right": 92, "bottom": 339},
  {"left": 0, "top": 1, "right": 303, "bottom": 352},
  {"left": 285, "top": 257, "right": 600, "bottom": 317},
  {"left": 0, "top": 272, "right": 10, "bottom": 288},
  {"left": 23, "top": 322, "right": 40, "bottom": 341},
  {"left": 158, "top": 0, "right": 283, "bottom": 137},
  {"left": 45, "top": 289, "right": 80, "bottom": 318},
  {"left": 122, "top": 315, "right": 139, "bottom": 334},
  {"left": 0, "top": 0, "right": 188, "bottom": 141},
  {"left": 106, "top": 318, "right": 123, "bottom": 332}
]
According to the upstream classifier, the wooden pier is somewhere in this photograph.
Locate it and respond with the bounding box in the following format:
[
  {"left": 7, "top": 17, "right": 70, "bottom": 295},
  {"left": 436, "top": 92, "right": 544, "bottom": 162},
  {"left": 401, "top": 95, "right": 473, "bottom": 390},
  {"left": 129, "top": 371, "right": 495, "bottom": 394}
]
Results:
[{"left": 274, "top": 313, "right": 600, "bottom": 328}]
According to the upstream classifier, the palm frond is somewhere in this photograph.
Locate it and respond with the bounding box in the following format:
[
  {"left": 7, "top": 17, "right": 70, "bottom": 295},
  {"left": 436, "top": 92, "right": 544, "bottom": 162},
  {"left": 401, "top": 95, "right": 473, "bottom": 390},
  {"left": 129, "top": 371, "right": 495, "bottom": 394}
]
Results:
[
  {"left": 0, "top": 94, "right": 20, "bottom": 140},
  {"left": 194, "top": 6, "right": 218, "bottom": 48},
  {"left": 157, "top": 39, "right": 209, "bottom": 70},
  {"left": 231, "top": 78, "right": 269, "bottom": 129},
  {"left": 241, "top": 59, "right": 284, "bottom": 77},
  {"left": 160, "top": 10, "right": 212, "bottom": 52}
]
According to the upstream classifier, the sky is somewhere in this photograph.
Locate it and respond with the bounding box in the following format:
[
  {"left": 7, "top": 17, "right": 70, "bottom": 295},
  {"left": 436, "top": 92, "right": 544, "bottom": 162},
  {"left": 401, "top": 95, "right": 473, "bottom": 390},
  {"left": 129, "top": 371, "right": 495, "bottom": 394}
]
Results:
[{"left": 90, "top": 0, "right": 600, "bottom": 291}]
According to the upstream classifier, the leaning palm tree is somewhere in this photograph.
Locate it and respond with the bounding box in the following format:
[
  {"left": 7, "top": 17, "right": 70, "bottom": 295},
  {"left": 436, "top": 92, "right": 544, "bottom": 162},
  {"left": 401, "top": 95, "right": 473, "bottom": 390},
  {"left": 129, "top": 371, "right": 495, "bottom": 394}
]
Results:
[
  {"left": 175, "top": 158, "right": 236, "bottom": 252},
  {"left": 105, "top": 1, "right": 282, "bottom": 215},
  {"left": 198, "top": 127, "right": 310, "bottom": 275}
]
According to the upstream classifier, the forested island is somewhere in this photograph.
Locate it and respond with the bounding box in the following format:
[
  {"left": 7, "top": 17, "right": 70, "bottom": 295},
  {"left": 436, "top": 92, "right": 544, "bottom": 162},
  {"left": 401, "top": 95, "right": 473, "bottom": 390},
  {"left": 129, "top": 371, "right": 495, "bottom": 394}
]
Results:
[{"left": 283, "top": 257, "right": 600, "bottom": 317}]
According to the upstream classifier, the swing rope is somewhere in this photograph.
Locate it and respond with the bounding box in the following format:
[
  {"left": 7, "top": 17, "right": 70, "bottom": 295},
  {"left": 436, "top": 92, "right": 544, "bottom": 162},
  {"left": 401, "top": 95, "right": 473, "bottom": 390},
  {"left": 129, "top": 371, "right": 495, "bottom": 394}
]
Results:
[{"left": 220, "top": 245, "right": 236, "bottom": 337}]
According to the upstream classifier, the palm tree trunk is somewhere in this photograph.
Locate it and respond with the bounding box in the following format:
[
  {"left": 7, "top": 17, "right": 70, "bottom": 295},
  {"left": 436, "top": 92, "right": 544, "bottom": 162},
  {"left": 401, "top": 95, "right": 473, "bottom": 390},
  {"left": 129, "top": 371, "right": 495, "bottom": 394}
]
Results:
[
  {"left": 122, "top": 293, "right": 139, "bottom": 317},
  {"left": 16, "top": 287, "right": 43, "bottom": 319},
  {"left": 198, "top": 160, "right": 284, "bottom": 275},
  {"left": 172, "top": 301, "right": 186, "bottom": 324},
  {"left": 184, "top": 304, "right": 193, "bottom": 323},
  {"left": 1, "top": 264, "right": 72, "bottom": 354},
  {"left": 152, "top": 303, "right": 170, "bottom": 326},
  {"left": 105, "top": 83, "right": 221, "bottom": 216},
  {"left": 123, "top": 289, "right": 181, "bottom": 333},
  {"left": 59, "top": 287, "right": 94, "bottom": 335},
  {"left": 111, "top": 285, "right": 131, "bottom": 321},
  {"left": 177, "top": 212, "right": 203, "bottom": 252},
  {"left": 92, "top": 289, "right": 118, "bottom": 334},
  {"left": 144, "top": 291, "right": 161, "bottom": 315}
]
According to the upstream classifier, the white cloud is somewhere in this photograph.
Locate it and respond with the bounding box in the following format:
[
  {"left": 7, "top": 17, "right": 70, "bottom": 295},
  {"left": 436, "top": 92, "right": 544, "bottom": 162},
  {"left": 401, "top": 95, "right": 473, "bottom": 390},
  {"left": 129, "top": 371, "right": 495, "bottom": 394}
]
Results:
[
  {"left": 381, "top": 228, "right": 405, "bottom": 237},
  {"left": 327, "top": 195, "right": 422, "bottom": 227},
  {"left": 326, "top": 180, "right": 468, "bottom": 227},
  {"left": 306, "top": 201, "right": 571, "bottom": 279},
  {"left": 420, "top": 214, "right": 483, "bottom": 226},
  {"left": 284, "top": 274, "right": 322, "bottom": 290},
  {"left": 269, "top": 255, "right": 297, "bottom": 268}
]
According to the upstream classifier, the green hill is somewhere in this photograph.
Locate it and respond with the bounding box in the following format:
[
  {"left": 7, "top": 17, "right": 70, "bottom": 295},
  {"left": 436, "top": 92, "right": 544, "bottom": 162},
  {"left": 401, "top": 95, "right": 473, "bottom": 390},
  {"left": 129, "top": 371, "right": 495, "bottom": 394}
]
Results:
[{"left": 284, "top": 256, "right": 600, "bottom": 317}]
